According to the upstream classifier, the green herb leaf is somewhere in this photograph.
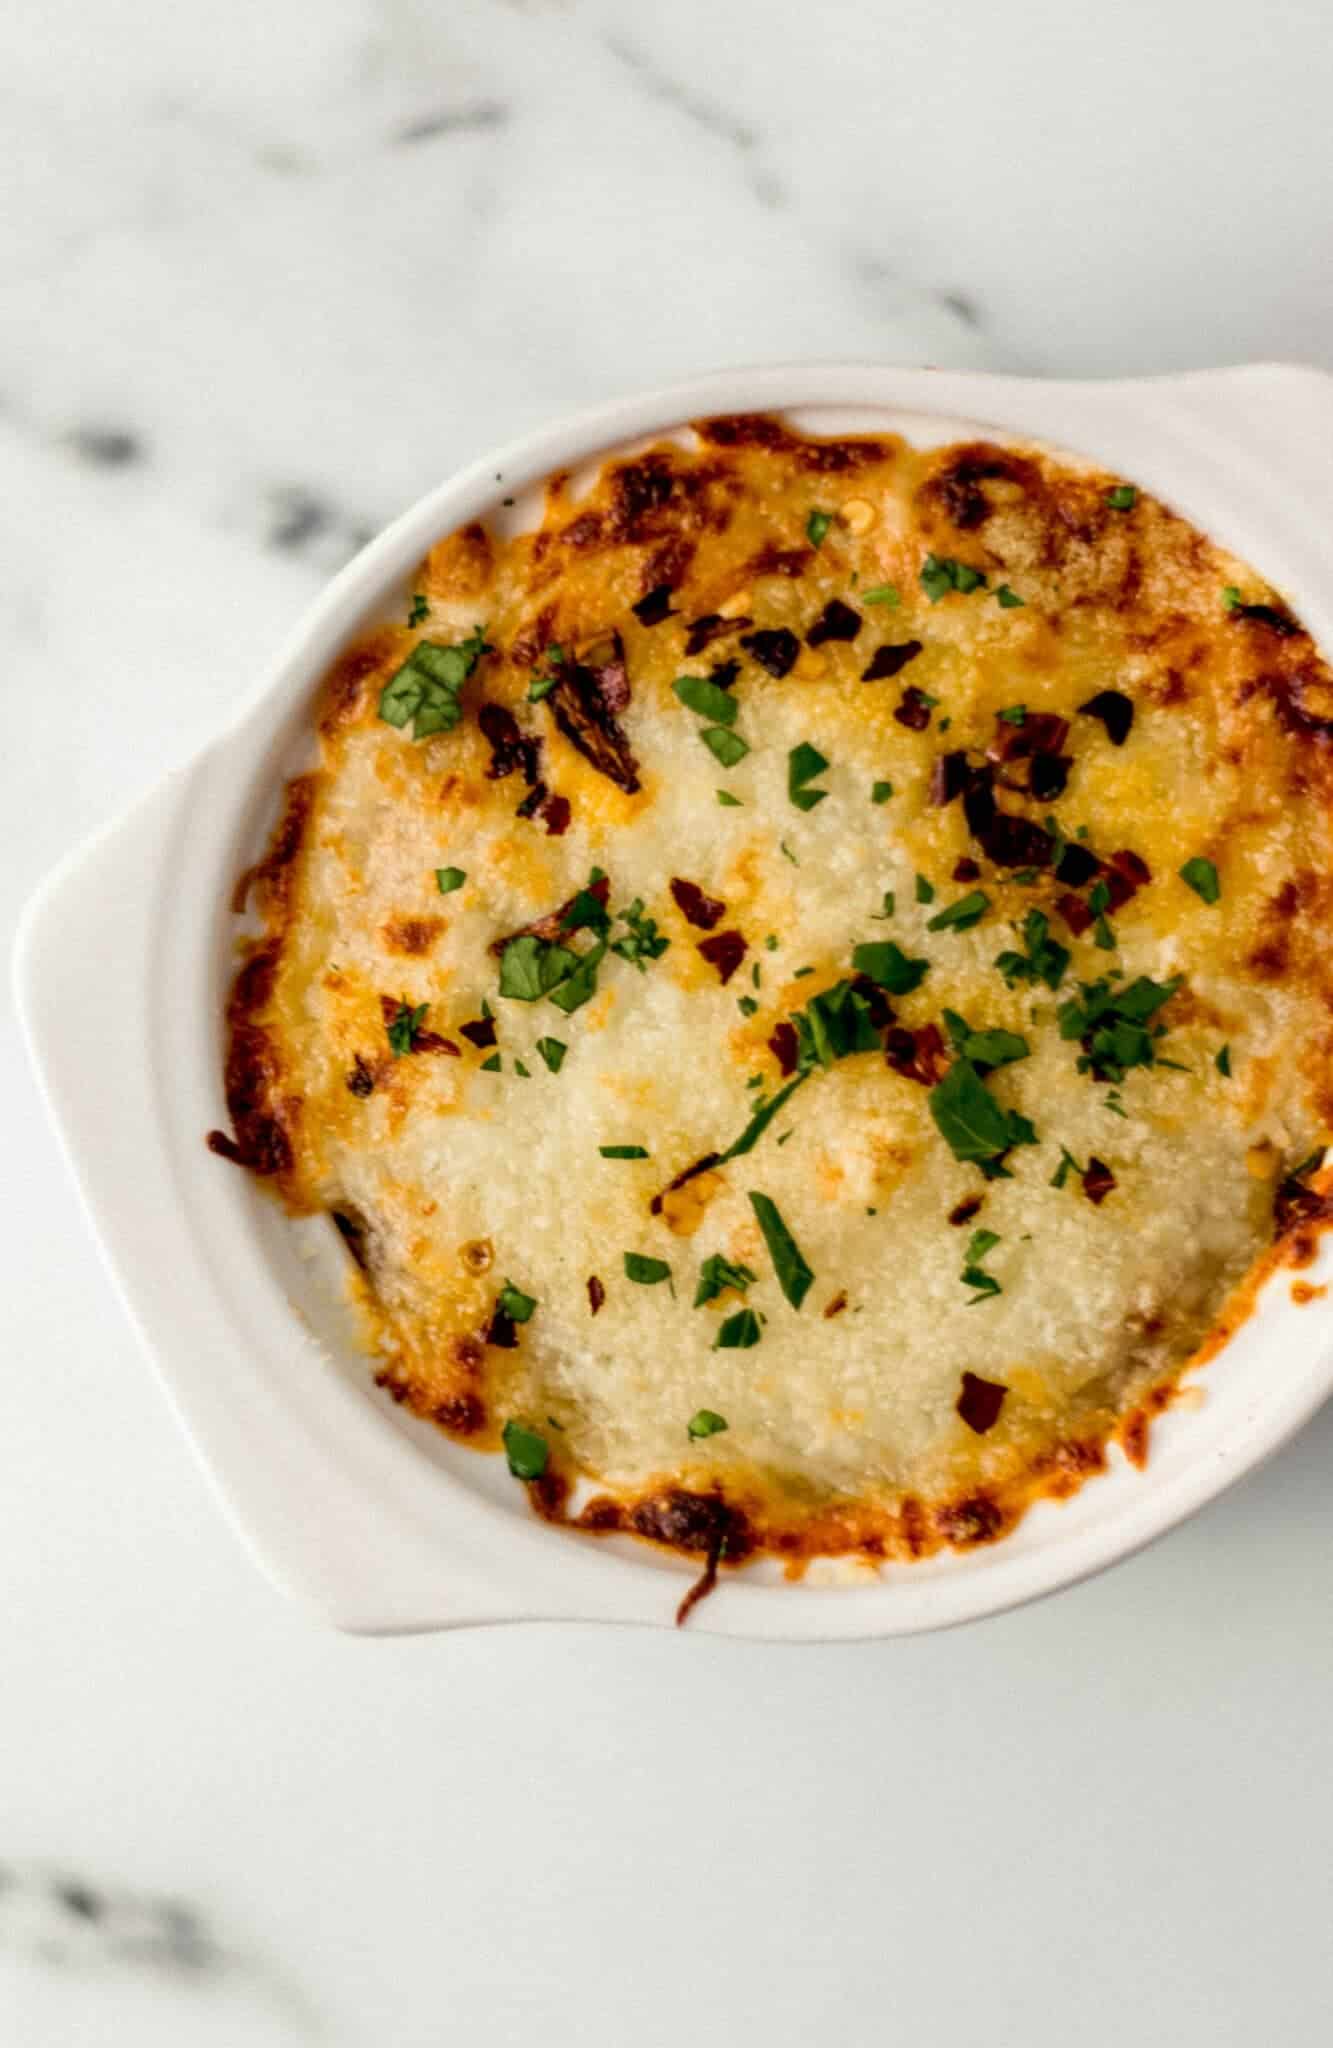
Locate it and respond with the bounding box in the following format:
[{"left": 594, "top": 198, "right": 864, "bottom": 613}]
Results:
[
  {"left": 915, "top": 873, "right": 935, "bottom": 905},
  {"left": 499, "top": 1280, "right": 537, "bottom": 1323},
  {"left": 921, "top": 554, "right": 987, "bottom": 602},
  {"left": 407, "top": 593, "right": 429, "bottom": 627},
  {"left": 386, "top": 1000, "right": 429, "bottom": 1057},
  {"left": 717, "top": 1072, "right": 811, "bottom": 1164},
  {"left": 852, "top": 940, "right": 929, "bottom": 995},
  {"left": 480, "top": 1052, "right": 502, "bottom": 1071},
  {"left": 962, "top": 1267, "right": 1002, "bottom": 1303},
  {"left": 695, "top": 1254, "right": 757, "bottom": 1307},
  {"left": 788, "top": 742, "right": 830, "bottom": 812},
  {"left": 600, "top": 1145, "right": 649, "bottom": 1159},
  {"left": 873, "top": 889, "right": 896, "bottom": 920},
  {"left": 942, "top": 1016, "right": 1030, "bottom": 1068},
  {"left": 514, "top": 1060, "right": 531, "bottom": 1077},
  {"left": 780, "top": 840, "right": 799, "bottom": 864},
  {"left": 609, "top": 899, "right": 669, "bottom": 971},
  {"left": 1216, "top": 1043, "right": 1232, "bottom": 1077},
  {"left": 379, "top": 626, "right": 490, "bottom": 738},
  {"left": 674, "top": 674, "right": 739, "bottom": 725},
  {"left": 548, "top": 938, "right": 608, "bottom": 1015},
  {"left": 499, "top": 934, "right": 580, "bottom": 1003},
  {"left": 737, "top": 995, "right": 759, "bottom": 1017},
  {"left": 806, "top": 509, "right": 833, "bottom": 548},
  {"left": 993, "top": 910, "right": 1070, "bottom": 992},
  {"left": 1105, "top": 485, "right": 1138, "bottom": 511},
  {"left": 688, "top": 1408, "right": 730, "bottom": 1437},
  {"left": 701, "top": 725, "right": 750, "bottom": 769},
  {"left": 717, "top": 789, "right": 743, "bottom": 806},
  {"left": 995, "top": 585, "right": 1025, "bottom": 609},
  {"left": 624, "top": 1252, "right": 672, "bottom": 1286},
  {"left": 964, "top": 1227, "right": 1001, "bottom": 1263},
  {"left": 1051, "top": 1144, "right": 1082, "bottom": 1188},
  {"left": 1222, "top": 585, "right": 1243, "bottom": 611},
  {"left": 862, "top": 584, "right": 901, "bottom": 607},
  {"left": 748, "top": 1191, "right": 814, "bottom": 1309},
  {"left": 929, "top": 1059, "right": 1038, "bottom": 1166},
  {"left": 714, "top": 1308, "right": 761, "bottom": 1350},
  {"left": 502, "top": 1420, "right": 548, "bottom": 1481},
  {"left": 435, "top": 866, "right": 466, "bottom": 895},
  {"left": 927, "top": 889, "right": 990, "bottom": 934},
  {"left": 1179, "top": 856, "right": 1220, "bottom": 904},
  {"left": 871, "top": 780, "right": 894, "bottom": 805},
  {"left": 535, "top": 1036, "right": 567, "bottom": 1073}
]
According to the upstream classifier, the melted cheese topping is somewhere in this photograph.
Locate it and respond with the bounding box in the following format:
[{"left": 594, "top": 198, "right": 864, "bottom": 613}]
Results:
[{"left": 220, "top": 417, "right": 1333, "bottom": 1577}]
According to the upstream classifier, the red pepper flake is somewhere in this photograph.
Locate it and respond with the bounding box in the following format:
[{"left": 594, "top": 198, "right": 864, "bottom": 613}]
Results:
[
  {"left": 929, "top": 750, "right": 971, "bottom": 805},
  {"left": 948, "top": 1194, "right": 983, "bottom": 1227},
  {"left": 708, "top": 657, "right": 741, "bottom": 692},
  {"left": 806, "top": 598, "right": 862, "bottom": 646},
  {"left": 952, "top": 856, "right": 981, "bottom": 882},
  {"left": 587, "top": 1275, "right": 606, "bottom": 1315},
  {"left": 491, "top": 875, "right": 610, "bottom": 956},
  {"left": 893, "top": 684, "right": 934, "bottom": 731},
  {"left": 1082, "top": 1156, "right": 1117, "bottom": 1205},
  {"left": 957, "top": 1372, "right": 1007, "bottom": 1435},
  {"left": 538, "top": 791, "right": 571, "bottom": 836},
  {"left": 768, "top": 1020, "right": 800, "bottom": 1075},
  {"left": 346, "top": 1054, "right": 376, "bottom": 1097},
  {"left": 862, "top": 640, "right": 923, "bottom": 682},
  {"left": 1056, "top": 891, "right": 1095, "bottom": 936},
  {"left": 1054, "top": 841, "right": 1099, "bottom": 887},
  {"left": 739, "top": 627, "right": 799, "bottom": 677},
  {"left": 460, "top": 1016, "right": 498, "bottom": 1050},
  {"left": 632, "top": 584, "right": 675, "bottom": 627},
  {"left": 1103, "top": 847, "right": 1151, "bottom": 909},
  {"left": 885, "top": 1021, "right": 947, "bottom": 1085},
  {"left": 987, "top": 710, "right": 1070, "bottom": 765},
  {"left": 670, "top": 877, "right": 726, "bottom": 930},
  {"left": 478, "top": 701, "right": 542, "bottom": 785},
  {"left": 697, "top": 929, "right": 748, "bottom": 984},
  {"left": 1078, "top": 689, "right": 1134, "bottom": 745},
  {"left": 822, "top": 1291, "right": 848, "bottom": 1319},
  {"left": 485, "top": 1301, "right": 518, "bottom": 1349},
  {"left": 685, "top": 612, "right": 751, "bottom": 655}
]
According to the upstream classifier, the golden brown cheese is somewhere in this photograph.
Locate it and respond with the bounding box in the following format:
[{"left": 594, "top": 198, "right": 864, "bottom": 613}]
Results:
[{"left": 213, "top": 417, "right": 1333, "bottom": 1610}]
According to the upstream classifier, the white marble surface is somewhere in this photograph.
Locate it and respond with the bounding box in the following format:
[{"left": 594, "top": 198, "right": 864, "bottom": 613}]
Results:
[{"left": 5, "top": 2, "right": 1333, "bottom": 2042}]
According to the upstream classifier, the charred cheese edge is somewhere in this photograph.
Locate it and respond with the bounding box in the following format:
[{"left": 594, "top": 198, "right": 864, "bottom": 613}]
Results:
[{"left": 213, "top": 416, "right": 1333, "bottom": 1595}]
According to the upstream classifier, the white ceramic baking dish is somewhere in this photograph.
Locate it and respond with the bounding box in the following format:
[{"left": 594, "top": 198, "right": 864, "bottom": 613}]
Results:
[{"left": 16, "top": 361, "right": 1333, "bottom": 1639}]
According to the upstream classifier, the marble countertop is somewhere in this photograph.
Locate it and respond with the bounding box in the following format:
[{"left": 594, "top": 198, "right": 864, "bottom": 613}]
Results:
[{"left": 5, "top": 2, "right": 1333, "bottom": 2042}]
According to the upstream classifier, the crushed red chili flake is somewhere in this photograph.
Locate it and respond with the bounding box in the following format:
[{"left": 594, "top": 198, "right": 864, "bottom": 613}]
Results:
[
  {"left": 884, "top": 1021, "right": 947, "bottom": 1085},
  {"left": 1082, "top": 1156, "right": 1117, "bottom": 1205},
  {"left": 347, "top": 1054, "right": 376, "bottom": 1097},
  {"left": 962, "top": 769, "right": 1055, "bottom": 868},
  {"left": 491, "top": 875, "right": 610, "bottom": 955},
  {"left": 1056, "top": 891, "right": 1095, "bottom": 936},
  {"left": 460, "top": 1016, "right": 498, "bottom": 1050},
  {"left": 548, "top": 633, "right": 638, "bottom": 789},
  {"left": 739, "top": 626, "right": 799, "bottom": 677},
  {"left": 650, "top": 1151, "right": 723, "bottom": 1216},
  {"left": 486, "top": 1301, "right": 518, "bottom": 1349},
  {"left": 587, "top": 1275, "right": 606, "bottom": 1315},
  {"left": 952, "top": 856, "right": 981, "bottom": 882},
  {"left": 1054, "top": 841, "right": 1099, "bottom": 887},
  {"left": 987, "top": 710, "right": 1070, "bottom": 765},
  {"left": 1078, "top": 689, "right": 1134, "bottom": 745},
  {"left": 806, "top": 598, "right": 862, "bottom": 646},
  {"left": 515, "top": 780, "right": 549, "bottom": 820},
  {"left": 823, "top": 1291, "right": 848, "bottom": 1319},
  {"left": 708, "top": 657, "right": 741, "bottom": 691},
  {"left": 670, "top": 877, "right": 726, "bottom": 930},
  {"left": 1029, "top": 753, "right": 1071, "bottom": 800},
  {"left": 957, "top": 1372, "right": 1007, "bottom": 1435},
  {"left": 768, "top": 1020, "right": 800, "bottom": 1075},
  {"left": 538, "top": 791, "right": 571, "bottom": 836},
  {"left": 894, "top": 685, "right": 935, "bottom": 731},
  {"left": 632, "top": 584, "right": 675, "bottom": 627},
  {"left": 862, "top": 640, "right": 923, "bottom": 682},
  {"left": 684, "top": 612, "right": 752, "bottom": 655},
  {"left": 478, "top": 701, "right": 542, "bottom": 785},
  {"left": 697, "top": 929, "right": 748, "bottom": 984},
  {"left": 1103, "top": 847, "right": 1151, "bottom": 909},
  {"left": 948, "top": 1194, "right": 984, "bottom": 1226},
  {"left": 929, "top": 750, "right": 971, "bottom": 805}
]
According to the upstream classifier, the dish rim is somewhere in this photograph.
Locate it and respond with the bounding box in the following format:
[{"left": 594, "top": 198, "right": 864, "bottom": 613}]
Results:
[{"left": 16, "top": 356, "right": 1333, "bottom": 1640}]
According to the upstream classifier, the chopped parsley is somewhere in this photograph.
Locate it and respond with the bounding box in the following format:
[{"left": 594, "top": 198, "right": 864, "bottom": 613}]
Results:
[
  {"left": 717, "top": 789, "right": 744, "bottom": 806},
  {"left": 995, "top": 584, "right": 1025, "bottom": 609},
  {"left": 871, "top": 780, "right": 894, "bottom": 805},
  {"left": 435, "top": 866, "right": 466, "bottom": 895},
  {"left": 714, "top": 1308, "right": 761, "bottom": 1350},
  {"left": 610, "top": 898, "right": 670, "bottom": 970},
  {"left": 1088, "top": 877, "right": 1116, "bottom": 951},
  {"left": 499, "top": 934, "right": 580, "bottom": 1003},
  {"left": 748, "top": 1191, "right": 814, "bottom": 1309},
  {"left": 624, "top": 1252, "right": 672, "bottom": 1286},
  {"left": 806, "top": 508, "right": 833, "bottom": 548},
  {"left": 527, "top": 644, "right": 565, "bottom": 703},
  {"left": 386, "top": 1001, "right": 429, "bottom": 1057},
  {"left": 929, "top": 1060, "right": 1037, "bottom": 1172},
  {"left": 379, "top": 626, "right": 490, "bottom": 738},
  {"left": 1105, "top": 485, "right": 1138, "bottom": 511},
  {"left": 600, "top": 1144, "right": 649, "bottom": 1159},
  {"left": 927, "top": 889, "right": 990, "bottom": 934},
  {"left": 737, "top": 995, "right": 759, "bottom": 1018},
  {"left": 999, "top": 704, "right": 1027, "bottom": 725},
  {"left": 701, "top": 725, "right": 750, "bottom": 769},
  {"left": 863, "top": 584, "right": 901, "bottom": 607},
  {"left": 717, "top": 1073, "right": 811, "bottom": 1163},
  {"left": 695, "top": 1254, "right": 757, "bottom": 1307},
  {"left": 1216, "top": 1043, "right": 1232, "bottom": 1077},
  {"left": 535, "top": 1036, "right": 567, "bottom": 1073},
  {"left": 850, "top": 940, "right": 929, "bottom": 995},
  {"left": 994, "top": 909, "right": 1070, "bottom": 992},
  {"left": 498, "top": 1280, "right": 537, "bottom": 1323},
  {"left": 502, "top": 1420, "right": 548, "bottom": 1481},
  {"left": 480, "top": 1052, "right": 502, "bottom": 1071},
  {"left": 674, "top": 674, "right": 739, "bottom": 725},
  {"left": 548, "top": 941, "right": 608, "bottom": 1015},
  {"left": 407, "top": 593, "right": 429, "bottom": 627},
  {"left": 960, "top": 1228, "right": 1002, "bottom": 1303},
  {"left": 788, "top": 742, "right": 830, "bottom": 812},
  {"left": 873, "top": 889, "right": 896, "bottom": 920},
  {"left": 1057, "top": 975, "right": 1181, "bottom": 1082},
  {"left": 1050, "top": 1144, "right": 1082, "bottom": 1189},
  {"left": 920, "top": 554, "right": 987, "bottom": 602},
  {"left": 688, "top": 1408, "right": 730, "bottom": 1437},
  {"left": 915, "top": 873, "right": 935, "bottom": 905},
  {"left": 1222, "top": 585, "right": 1243, "bottom": 611},
  {"left": 1179, "top": 856, "right": 1221, "bottom": 904},
  {"left": 941, "top": 1011, "right": 1030, "bottom": 1068},
  {"left": 780, "top": 840, "right": 799, "bottom": 864}
]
